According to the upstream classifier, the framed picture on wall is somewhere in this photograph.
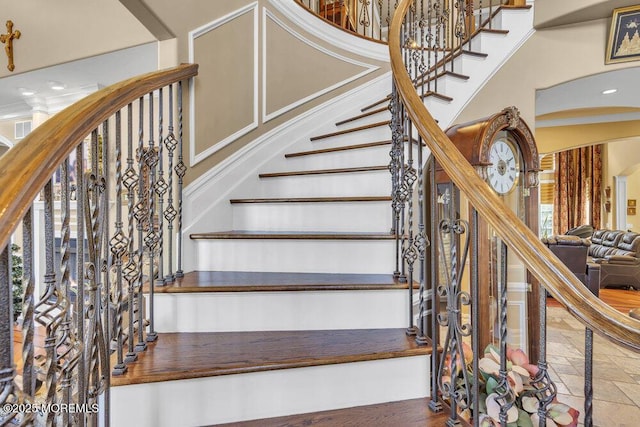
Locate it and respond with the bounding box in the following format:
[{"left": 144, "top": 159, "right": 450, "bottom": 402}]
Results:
[
  {"left": 606, "top": 5, "right": 640, "bottom": 64},
  {"left": 629, "top": 199, "right": 637, "bottom": 207},
  {"left": 628, "top": 207, "right": 637, "bottom": 216}
]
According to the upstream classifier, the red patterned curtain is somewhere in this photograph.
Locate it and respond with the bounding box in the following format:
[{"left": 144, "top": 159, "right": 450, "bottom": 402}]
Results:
[{"left": 553, "top": 145, "right": 602, "bottom": 235}]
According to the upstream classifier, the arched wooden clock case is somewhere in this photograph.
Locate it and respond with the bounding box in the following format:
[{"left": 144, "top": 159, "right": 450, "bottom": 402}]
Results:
[{"left": 434, "top": 106, "right": 542, "bottom": 361}]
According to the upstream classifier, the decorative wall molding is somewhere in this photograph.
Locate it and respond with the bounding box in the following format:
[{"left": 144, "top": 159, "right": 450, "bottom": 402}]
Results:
[
  {"left": 262, "top": 7, "right": 379, "bottom": 123},
  {"left": 184, "top": 70, "right": 391, "bottom": 201},
  {"left": 267, "top": 0, "right": 389, "bottom": 62},
  {"left": 188, "top": 2, "right": 259, "bottom": 166},
  {"left": 615, "top": 175, "right": 628, "bottom": 229}
]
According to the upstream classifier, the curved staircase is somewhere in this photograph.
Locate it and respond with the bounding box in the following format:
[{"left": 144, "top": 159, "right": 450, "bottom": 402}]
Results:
[{"left": 110, "top": 4, "right": 535, "bottom": 426}]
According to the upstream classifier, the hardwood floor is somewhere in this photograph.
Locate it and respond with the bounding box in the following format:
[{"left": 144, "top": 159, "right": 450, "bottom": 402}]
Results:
[
  {"left": 547, "top": 288, "right": 640, "bottom": 314},
  {"left": 211, "top": 398, "right": 449, "bottom": 426}
]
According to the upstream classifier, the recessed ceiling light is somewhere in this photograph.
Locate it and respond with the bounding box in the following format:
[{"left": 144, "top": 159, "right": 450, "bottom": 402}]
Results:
[
  {"left": 18, "top": 87, "right": 35, "bottom": 96},
  {"left": 49, "top": 81, "right": 65, "bottom": 91},
  {"left": 602, "top": 89, "right": 617, "bottom": 95}
]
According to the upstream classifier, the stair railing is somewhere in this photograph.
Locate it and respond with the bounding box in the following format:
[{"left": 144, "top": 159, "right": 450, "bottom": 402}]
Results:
[
  {"left": 295, "top": 0, "right": 508, "bottom": 44},
  {"left": 0, "top": 63, "right": 198, "bottom": 426},
  {"left": 389, "top": 1, "right": 640, "bottom": 426}
]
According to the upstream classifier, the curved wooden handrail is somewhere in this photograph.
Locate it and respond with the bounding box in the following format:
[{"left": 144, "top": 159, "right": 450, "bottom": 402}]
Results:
[
  {"left": 389, "top": 0, "right": 640, "bottom": 351},
  {"left": 0, "top": 63, "right": 199, "bottom": 252}
]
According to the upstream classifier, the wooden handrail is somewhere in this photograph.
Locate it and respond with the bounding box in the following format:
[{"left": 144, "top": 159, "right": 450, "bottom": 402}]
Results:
[
  {"left": 389, "top": 1, "right": 640, "bottom": 351},
  {"left": 0, "top": 63, "right": 198, "bottom": 252}
]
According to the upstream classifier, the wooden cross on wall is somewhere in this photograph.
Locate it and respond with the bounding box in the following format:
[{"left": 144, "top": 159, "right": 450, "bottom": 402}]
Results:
[{"left": 0, "top": 20, "right": 20, "bottom": 72}]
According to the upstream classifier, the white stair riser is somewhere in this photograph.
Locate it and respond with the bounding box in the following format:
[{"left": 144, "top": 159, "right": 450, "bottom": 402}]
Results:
[
  {"left": 244, "top": 171, "right": 391, "bottom": 198},
  {"left": 232, "top": 201, "right": 391, "bottom": 232},
  {"left": 335, "top": 109, "right": 390, "bottom": 127},
  {"left": 311, "top": 126, "right": 391, "bottom": 148},
  {"left": 283, "top": 143, "right": 423, "bottom": 171},
  {"left": 285, "top": 145, "right": 391, "bottom": 170},
  {"left": 152, "top": 289, "right": 409, "bottom": 333},
  {"left": 111, "top": 356, "right": 430, "bottom": 427},
  {"left": 194, "top": 239, "right": 396, "bottom": 274}
]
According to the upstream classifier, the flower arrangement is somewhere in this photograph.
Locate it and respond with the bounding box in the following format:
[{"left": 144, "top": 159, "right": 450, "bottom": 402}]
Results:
[{"left": 443, "top": 343, "right": 579, "bottom": 427}]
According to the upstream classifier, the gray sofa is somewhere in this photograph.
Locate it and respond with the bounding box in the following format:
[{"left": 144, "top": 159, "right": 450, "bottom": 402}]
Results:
[
  {"left": 542, "top": 235, "right": 600, "bottom": 295},
  {"left": 588, "top": 229, "right": 640, "bottom": 290}
]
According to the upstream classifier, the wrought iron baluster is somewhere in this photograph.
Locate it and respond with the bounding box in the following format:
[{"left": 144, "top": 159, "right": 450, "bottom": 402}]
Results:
[
  {"left": 389, "top": 83, "right": 403, "bottom": 278},
  {"left": 34, "top": 180, "right": 63, "bottom": 426},
  {"left": 496, "top": 241, "right": 515, "bottom": 426},
  {"left": 470, "top": 208, "right": 480, "bottom": 427},
  {"left": 21, "top": 208, "right": 35, "bottom": 398},
  {"left": 101, "top": 119, "right": 111, "bottom": 427},
  {"left": 164, "top": 85, "right": 177, "bottom": 284},
  {"left": 403, "top": 119, "right": 418, "bottom": 336},
  {"left": 434, "top": 210, "right": 472, "bottom": 426},
  {"left": 83, "top": 128, "right": 109, "bottom": 426},
  {"left": 359, "top": 0, "right": 371, "bottom": 37},
  {"left": 135, "top": 97, "right": 147, "bottom": 353},
  {"left": 145, "top": 91, "right": 159, "bottom": 343},
  {"left": 175, "top": 81, "right": 186, "bottom": 279},
  {"left": 156, "top": 88, "right": 167, "bottom": 287},
  {"left": 123, "top": 103, "right": 139, "bottom": 364},
  {"left": 59, "top": 155, "right": 83, "bottom": 427},
  {"left": 531, "top": 270, "right": 556, "bottom": 427},
  {"left": 584, "top": 328, "right": 594, "bottom": 427},
  {"left": 0, "top": 246, "right": 17, "bottom": 426},
  {"left": 415, "top": 140, "right": 430, "bottom": 339},
  {"left": 427, "top": 156, "right": 442, "bottom": 415},
  {"left": 111, "top": 111, "right": 128, "bottom": 376}
]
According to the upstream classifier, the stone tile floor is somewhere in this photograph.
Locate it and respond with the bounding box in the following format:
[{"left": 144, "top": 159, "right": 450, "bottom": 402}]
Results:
[{"left": 547, "top": 306, "right": 640, "bottom": 427}]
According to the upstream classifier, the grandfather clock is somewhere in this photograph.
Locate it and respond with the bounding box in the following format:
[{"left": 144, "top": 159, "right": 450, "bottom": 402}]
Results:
[{"left": 435, "top": 106, "right": 541, "bottom": 361}]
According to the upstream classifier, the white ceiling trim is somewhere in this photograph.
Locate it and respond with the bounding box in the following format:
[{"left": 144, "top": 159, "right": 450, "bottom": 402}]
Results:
[
  {"left": 188, "top": 2, "right": 259, "bottom": 167},
  {"left": 536, "top": 111, "right": 640, "bottom": 128},
  {"left": 262, "top": 7, "right": 379, "bottom": 124}
]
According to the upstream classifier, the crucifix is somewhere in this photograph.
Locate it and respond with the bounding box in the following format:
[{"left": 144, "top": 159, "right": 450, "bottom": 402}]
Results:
[{"left": 0, "top": 20, "right": 20, "bottom": 72}]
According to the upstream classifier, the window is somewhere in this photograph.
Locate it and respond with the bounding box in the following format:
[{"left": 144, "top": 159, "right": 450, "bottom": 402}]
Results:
[{"left": 15, "top": 120, "right": 32, "bottom": 139}]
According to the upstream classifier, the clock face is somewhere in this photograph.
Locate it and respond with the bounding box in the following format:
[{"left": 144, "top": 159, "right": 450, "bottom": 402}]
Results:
[{"left": 487, "top": 138, "right": 520, "bottom": 195}]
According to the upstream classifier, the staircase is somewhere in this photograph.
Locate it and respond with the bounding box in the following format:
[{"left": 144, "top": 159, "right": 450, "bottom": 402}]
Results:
[{"left": 110, "top": 4, "right": 535, "bottom": 426}]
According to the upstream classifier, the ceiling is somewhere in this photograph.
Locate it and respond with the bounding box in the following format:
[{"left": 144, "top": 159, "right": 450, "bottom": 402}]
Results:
[
  {"left": 535, "top": 66, "right": 640, "bottom": 128},
  {"left": 0, "top": 42, "right": 157, "bottom": 121}
]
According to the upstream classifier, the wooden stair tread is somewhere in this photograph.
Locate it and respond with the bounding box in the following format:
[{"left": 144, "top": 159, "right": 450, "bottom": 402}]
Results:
[
  {"left": 361, "top": 95, "right": 391, "bottom": 112},
  {"left": 335, "top": 106, "right": 389, "bottom": 126},
  {"left": 479, "top": 28, "right": 509, "bottom": 35},
  {"left": 285, "top": 140, "right": 393, "bottom": 157},
  {"left": 190, "top": 231, "right": 396, "bottom": 240},
  {"left": 259, "top": 165, "right": 388, "bottom": 178},
  {"left": 310, "top": 121, "right": 390, "bottom": 141},
  {"left": 211, "top": 397, "right": 447, "bottom": 426},
  {"left": 420, "top": 91, "right": 453, "bottom": 102},
  {"left": 230, "top": 196, "right": 391, "bottom": 204},
  {"left": 438, "top": 70, "right": 470, "bottom": 81},
  {"left": 461, "top": 49, "right": 489, "bottom": 58},
  {"left": 111, "top": 329, "right": 433, "bottom": 386},
  {"left": 153, "top": 271, "right": 416, "bottom": 293}
]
